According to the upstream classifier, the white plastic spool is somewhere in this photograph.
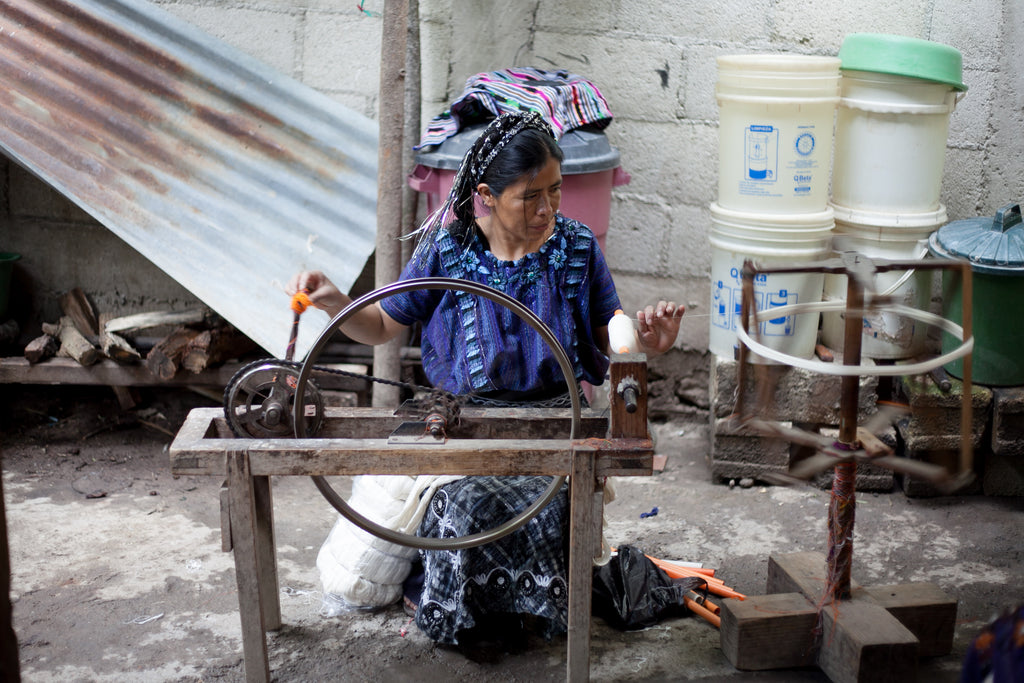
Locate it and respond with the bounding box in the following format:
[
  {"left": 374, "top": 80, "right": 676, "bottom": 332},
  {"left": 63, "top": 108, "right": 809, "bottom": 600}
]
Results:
[
  {"left": 708, "top": 203, "right": 833, "bottom": 361},
  {"left": 820, "top": 203, "right": 947, "bottom": 359},
  {"left": 716, "top": 55, "right": 841, "bottom": 214},
  {"left": 832, "top": 70, "right": 961, "bottom": 213},
  {"left": 608, "top": 310, "right": 639, "bottom": 354}
]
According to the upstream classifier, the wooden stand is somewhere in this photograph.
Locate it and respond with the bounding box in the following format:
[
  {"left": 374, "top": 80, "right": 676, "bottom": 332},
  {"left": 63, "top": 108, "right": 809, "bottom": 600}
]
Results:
[
  {"left": 722, "top": 257, "right": 965, "bottom": 682},
  {"left": 169, "top": 355, "right": 651, "bottom": 683},
  {"left": 720, "top": 551, "right": 956, "bottom": 682}
]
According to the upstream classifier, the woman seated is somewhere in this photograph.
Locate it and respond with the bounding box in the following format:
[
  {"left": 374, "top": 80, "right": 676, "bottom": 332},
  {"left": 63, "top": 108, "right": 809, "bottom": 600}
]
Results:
[{"left": 289, "top": 111, "right": 683, "bottom": 648}]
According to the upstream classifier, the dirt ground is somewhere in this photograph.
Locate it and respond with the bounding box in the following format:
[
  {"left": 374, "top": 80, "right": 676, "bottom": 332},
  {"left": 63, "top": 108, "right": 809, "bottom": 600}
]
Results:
[{"left": 1, "top": 384, "right": 1022, "bottom": 682}]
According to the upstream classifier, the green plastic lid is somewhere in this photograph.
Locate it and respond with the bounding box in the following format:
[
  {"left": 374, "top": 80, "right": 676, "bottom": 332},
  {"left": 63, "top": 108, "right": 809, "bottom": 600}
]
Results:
[{"left": 839, "top": 33, "right": 967, "bottom": 91}]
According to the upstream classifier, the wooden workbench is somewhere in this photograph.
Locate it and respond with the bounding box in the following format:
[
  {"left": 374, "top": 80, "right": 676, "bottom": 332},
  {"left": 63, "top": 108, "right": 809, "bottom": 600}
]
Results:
[{"left": 169, "top": 355, "right": 654, "bottom": 683}]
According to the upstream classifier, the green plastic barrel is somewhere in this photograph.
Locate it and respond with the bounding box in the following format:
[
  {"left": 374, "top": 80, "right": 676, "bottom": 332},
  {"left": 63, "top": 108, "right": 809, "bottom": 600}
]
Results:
[
  {"left": 928, "top": 204, "right": 1024, "bottom": 386},
  {"left": 0, "top": 252, "right": 20, "bottom": 319}
]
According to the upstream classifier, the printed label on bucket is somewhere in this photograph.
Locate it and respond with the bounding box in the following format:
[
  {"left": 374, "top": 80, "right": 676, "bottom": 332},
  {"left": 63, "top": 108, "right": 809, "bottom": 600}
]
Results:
[
  {"left": 708, "top": 252, "right": 825, "bottom": 362},
  {"left": 711, "top": 267, "right": 801, "bottom": 337},
  {"left": 745, "top": 126, "right": 777, "bottom": 180},
  {"left": 734, "top": 124, "right": 821, "bottom": 201}
]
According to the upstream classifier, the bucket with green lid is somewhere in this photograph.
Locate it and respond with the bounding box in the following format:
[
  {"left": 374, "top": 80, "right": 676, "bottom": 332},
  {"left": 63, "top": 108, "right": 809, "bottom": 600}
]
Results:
[
  {"left": 928, "top": 203, "right": 1024, "bottom": 386},
  {"left": 832, "top": 33, "right": 967, "bottom": 215}
]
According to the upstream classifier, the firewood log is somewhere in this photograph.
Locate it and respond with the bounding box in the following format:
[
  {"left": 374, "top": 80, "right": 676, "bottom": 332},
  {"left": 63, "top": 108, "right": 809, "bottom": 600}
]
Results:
[
  {"left": 48, "top": 316, "right": 100, "bottom": 366},
  {"left": 181, "top": 326, "right": 256, "bottom": 374},
  {"left": 24, "top": 333, "right": 59, "bottom": 364},
  {"left": 146, "top": 326, "right": 202, "bottom": 380},
  {"left": 98, "top": 312, "right": 141, "bottom": 364},
  {"left": 58, "top": 287, "right": 99, "bottom": 336}
]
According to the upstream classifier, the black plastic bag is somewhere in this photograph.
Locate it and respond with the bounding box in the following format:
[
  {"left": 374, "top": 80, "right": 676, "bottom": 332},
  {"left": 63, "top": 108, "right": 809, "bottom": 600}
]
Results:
[{"left": 592, "top": 544, "right": 707, "bottom": 630}]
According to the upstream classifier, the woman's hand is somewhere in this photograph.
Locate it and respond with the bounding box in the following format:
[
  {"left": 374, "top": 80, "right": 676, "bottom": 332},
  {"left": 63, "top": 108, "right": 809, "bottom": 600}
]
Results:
[
  {"left": 288, "top": 270, "right": 350, "bottom": 318},
  {"left": 636, "top": 301, "right": 685, "bottom": 356},
  {"left": 287, "top": 270, "right": 407, "bottom": 346}
]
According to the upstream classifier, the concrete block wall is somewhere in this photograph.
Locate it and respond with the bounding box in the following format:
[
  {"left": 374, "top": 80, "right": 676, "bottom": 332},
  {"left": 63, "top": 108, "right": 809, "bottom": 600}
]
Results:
[
  {"left": 2, "top": 0, "right": 1021, "bottom": 408},
  {"left": 898, "top": 379, "right": 1024, "bottom": 497},
  {"left": 709, "top": 355, "right": 1024, "bottom": 496},
  {"left": 709, "top": 354, "right": 893, "bottom": 491}
]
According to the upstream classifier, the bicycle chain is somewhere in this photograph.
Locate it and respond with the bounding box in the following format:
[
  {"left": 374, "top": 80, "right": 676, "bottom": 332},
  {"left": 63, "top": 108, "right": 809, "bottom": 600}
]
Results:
[{"left": 260, "top": 357, "right": 445, "bottom": 399}]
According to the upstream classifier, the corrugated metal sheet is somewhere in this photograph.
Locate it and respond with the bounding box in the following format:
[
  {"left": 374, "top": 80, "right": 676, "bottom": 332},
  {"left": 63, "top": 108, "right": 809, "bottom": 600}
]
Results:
[{"left": 0, "top": 0, "right": 379, "bottom": 359}]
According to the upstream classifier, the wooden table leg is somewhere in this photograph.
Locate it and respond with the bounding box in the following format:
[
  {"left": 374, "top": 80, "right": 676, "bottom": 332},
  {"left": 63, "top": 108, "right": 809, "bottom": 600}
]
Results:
[
  {"left": 252, "top": 474, "right": 281, "bottom": 630},
  {"left": 227, "top": 451, "right": 273, "bottom": 683},
  {"left": 567, "top": 444, "right": 598, "bottom": 683}
]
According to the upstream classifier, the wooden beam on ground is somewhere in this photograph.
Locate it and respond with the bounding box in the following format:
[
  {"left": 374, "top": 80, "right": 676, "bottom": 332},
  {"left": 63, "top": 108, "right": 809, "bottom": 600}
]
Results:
[
  {"left": 720, "top": 551, "right": 955, "bottom": 682},
  {"left": 719, "top": 592, "right": 819, "bottom": 670}
]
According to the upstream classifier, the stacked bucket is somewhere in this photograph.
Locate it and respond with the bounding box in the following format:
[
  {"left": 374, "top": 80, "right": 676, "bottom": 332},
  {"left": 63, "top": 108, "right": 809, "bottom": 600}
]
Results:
[
  {"left": 821, "top": 34, "right": 966, "bottom": 359},
  {"left": 710, "top": 54, "right": 842, "bottom": 360}
]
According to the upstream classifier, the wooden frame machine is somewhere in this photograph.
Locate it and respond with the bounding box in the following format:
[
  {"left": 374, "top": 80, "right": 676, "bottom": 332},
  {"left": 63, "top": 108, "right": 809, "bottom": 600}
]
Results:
[{"left": 170, "top": 278, "right": 657, "bottom": 683}]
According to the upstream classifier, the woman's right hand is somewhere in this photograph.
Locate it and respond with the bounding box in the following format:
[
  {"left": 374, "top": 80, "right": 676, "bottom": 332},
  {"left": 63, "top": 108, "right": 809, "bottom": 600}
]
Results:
[
  {"left": 287, "top": 270, "right": 407, "bottom": 346},
  {"left": 288, "top": 270, "right": 351, "bottom": 318}
]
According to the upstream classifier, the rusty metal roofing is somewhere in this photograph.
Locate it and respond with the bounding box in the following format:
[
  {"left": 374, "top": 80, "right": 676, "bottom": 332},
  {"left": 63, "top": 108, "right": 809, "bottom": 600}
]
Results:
[{"left": 0, "top": 0, "right": 379, "bottom": 359}]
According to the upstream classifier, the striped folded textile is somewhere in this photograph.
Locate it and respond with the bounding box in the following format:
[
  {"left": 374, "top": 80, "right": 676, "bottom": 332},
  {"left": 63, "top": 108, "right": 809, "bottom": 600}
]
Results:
[{"left": 416, "top": 67, "right": 614, "bottom": 148}]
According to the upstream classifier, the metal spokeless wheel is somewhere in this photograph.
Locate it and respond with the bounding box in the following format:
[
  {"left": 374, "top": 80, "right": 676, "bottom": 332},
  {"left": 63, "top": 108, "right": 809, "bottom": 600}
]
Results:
[
  {"left": 293, "top": 277, "right": 582, "bottom": 551},
  {"left": 224, "top": 359, "right": 325, "bottom": 438}
]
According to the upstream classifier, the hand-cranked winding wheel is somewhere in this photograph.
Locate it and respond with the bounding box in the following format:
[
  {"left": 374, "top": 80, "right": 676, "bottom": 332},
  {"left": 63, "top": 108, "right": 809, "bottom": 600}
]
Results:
[{"left": 172, "top": 277, "right": 655, "bottom": 683}]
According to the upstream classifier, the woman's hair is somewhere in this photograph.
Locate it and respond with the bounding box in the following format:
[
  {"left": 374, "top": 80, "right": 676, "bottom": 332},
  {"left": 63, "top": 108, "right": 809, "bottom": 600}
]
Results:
[{"left": 407, "top": 111, "right": 562, "bottom": 260}]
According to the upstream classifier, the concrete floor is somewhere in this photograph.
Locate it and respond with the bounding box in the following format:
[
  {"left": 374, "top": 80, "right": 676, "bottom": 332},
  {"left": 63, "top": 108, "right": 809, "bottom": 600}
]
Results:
[{"left": 2, "top": 386, "right": 1022, "bottom": 681}]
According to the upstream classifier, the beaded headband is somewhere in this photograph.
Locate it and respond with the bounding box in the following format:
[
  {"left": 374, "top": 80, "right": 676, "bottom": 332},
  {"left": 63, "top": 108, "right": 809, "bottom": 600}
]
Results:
[{"left": 468, "top": 111, "right": 555, "bottom": 186}]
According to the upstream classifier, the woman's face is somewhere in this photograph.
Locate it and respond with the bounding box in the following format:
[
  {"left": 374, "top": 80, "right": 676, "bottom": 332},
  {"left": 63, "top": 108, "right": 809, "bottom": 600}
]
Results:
[{"left": 478, "top": 156, "right": 562, "bottom": 251}]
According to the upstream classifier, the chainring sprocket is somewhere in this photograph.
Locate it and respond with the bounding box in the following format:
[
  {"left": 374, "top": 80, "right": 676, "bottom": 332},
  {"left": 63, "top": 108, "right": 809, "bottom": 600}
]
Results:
[{"left": 223, "top": 359, "right": 325, "bottom": 438}]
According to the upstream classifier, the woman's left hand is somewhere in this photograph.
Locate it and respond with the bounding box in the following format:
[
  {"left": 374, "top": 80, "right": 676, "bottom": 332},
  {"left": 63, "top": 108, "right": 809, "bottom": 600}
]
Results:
[{"left": 636, "top": 301, "right": 685, "bottom": 355}]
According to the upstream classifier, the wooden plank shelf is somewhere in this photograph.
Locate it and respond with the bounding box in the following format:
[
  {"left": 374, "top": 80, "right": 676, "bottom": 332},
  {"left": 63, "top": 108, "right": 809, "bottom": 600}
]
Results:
[{"left": 0, "top": 356, "right": 369, "bottom": 391}]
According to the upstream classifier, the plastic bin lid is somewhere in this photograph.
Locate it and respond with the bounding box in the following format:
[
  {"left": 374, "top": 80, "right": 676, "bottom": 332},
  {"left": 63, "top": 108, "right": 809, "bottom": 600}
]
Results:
[
  {"left": 415, "top": 124, "right": 621, "bottom": 174},
  {"left": 839, "top": 33, "right": 967, "bottom": 92},
  {"left": 928, "top": 203, "right": 1024, "bottom": 275}
]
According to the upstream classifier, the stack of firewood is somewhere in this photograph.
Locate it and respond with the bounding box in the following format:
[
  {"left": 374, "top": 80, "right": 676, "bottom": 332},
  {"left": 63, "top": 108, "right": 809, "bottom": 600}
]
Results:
[{"left": 24, "top": 287, "right": 255, "bottom": 380}]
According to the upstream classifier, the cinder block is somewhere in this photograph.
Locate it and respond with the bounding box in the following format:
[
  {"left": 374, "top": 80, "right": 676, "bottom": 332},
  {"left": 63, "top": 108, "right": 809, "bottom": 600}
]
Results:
[
  {"left": 709, "top": 459, "right": 791, "bottom": 484},
  {"left": 898, "top": 375, "right": 992, "bottom": 441},
  {"left": 898, "top": 417, "right": 986, "bottom": 452},
  {"left": 899, "top": 448, "right": 982, "bottom": 497},
  {"left": 711, "top": 353, "right": 879, "bottom": 425},
  {"left": 982, "top": 451, "right": 1024, "bottom": 497},
  {"left": 711, "top": 417, "right": 792, "bottom": 464},
  {"left": 992, "top": 387, "right": 1024, "bottom": 456}
]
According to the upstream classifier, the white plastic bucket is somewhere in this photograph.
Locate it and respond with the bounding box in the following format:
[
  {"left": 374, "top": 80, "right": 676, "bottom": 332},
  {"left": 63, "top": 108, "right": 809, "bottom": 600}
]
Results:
[
  {"left": 820, "top": 203, "right": 947, "bottom": 359},
  {"left": 709, "top": 203, "right": 833, "bottom": 361},
  {"left": 832, "top": 70, "right": 960, "bottom": 213},
  {"left": 716, "top": 55, "right": 841, "bottom": 214}
]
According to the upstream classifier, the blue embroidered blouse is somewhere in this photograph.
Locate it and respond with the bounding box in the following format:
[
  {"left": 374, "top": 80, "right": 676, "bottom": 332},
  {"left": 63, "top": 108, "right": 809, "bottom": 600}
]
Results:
[{"left": 380, "top": 214, "right": 621, "bottom": 397}]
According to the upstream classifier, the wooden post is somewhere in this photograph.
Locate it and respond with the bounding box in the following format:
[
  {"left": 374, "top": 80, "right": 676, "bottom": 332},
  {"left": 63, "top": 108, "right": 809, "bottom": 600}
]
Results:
[
  {"left": 226, "top": 451, "right": 271, "bottom": 683},
  {"left": 608, "top": 353, "right": 648, "bottom": 439},
  {"left": 0, "top": 464, "right": 20, "bottom": 683},
  {"left": 372, "top": 0, "right": 408, "bottom": 407},
  {"left": 827, "top": 275, "right": 865, "bottom": 602},
  {"left": 566, "top": 443, "right": 597, "bottom": 683}
]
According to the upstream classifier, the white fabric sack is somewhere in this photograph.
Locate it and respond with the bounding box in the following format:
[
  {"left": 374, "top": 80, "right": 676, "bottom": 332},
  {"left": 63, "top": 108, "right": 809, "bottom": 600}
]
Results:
[{"left": 318, "top": 474, "right": 462, "bottom": 610}]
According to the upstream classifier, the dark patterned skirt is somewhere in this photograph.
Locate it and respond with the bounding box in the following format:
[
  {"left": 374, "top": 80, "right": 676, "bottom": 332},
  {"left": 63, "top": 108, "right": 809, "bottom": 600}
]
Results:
[{"left": 413, "top": 475, "right": 570, "bottom": 644}]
